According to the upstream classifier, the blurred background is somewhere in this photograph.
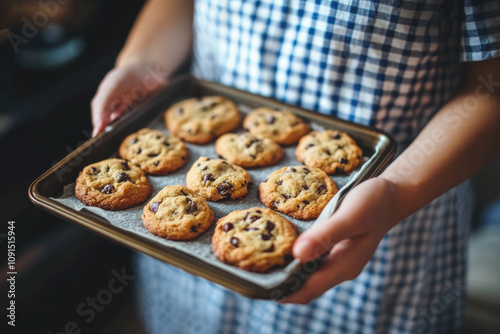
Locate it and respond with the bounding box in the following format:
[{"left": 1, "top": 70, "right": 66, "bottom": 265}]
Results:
[{"left": 0, "top": 1, "right": 499, "bottom": 333}]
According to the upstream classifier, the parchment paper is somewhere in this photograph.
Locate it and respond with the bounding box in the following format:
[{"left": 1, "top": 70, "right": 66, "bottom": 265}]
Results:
[{"left": 53, "top": 104, "right": 365, "bottom": 289}]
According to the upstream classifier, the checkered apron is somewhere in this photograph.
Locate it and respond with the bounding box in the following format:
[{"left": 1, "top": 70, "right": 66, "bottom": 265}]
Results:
[{"left": 135, "top": 1, "right": 500, "bottom": 333}]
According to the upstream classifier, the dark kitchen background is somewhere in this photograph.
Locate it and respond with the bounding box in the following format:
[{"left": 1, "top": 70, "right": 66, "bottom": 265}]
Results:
[{"left": 0, "top": 1, "right": 499, "bottom": 333}]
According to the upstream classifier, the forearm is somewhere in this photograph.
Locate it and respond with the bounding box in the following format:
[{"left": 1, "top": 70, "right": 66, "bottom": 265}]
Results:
[
  {"left": 116, "top": 0, "right": 194, "bottom": 74},
  {"left": 381, "top": 57, "right": 500, "bottom": 224}
]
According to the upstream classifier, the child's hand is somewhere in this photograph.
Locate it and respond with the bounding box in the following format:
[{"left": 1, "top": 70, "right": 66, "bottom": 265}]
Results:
[
  {"left": 281, "top": 177, "right": 398, "bottom": 304},
  {"left": 91, "top": 64, "right": 167, "bottom": 137}
]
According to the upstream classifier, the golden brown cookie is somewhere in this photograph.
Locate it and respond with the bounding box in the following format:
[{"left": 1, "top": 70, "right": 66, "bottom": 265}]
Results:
[
  {"left": 242, "top": 107, "right": 310, "bottom": 145},
  {"left": 164, "top": 96, "right": 241, "bottom": 144},
  {"left": 215, "top": 133, "right": 284, "bottom": 168},
  {"left": 212, "top": 207, "right": 297, "bottom": 272},
  {"left": 118, "top": 128, "right": 189, "bottom": 175},
  {"left": 295, "top": 130, "right": 363, "bottom": 175},
  {"left": 186, "top": 157, "right": 252, "bottom": 201},
  {"left": 142, "top": 185, "right": 214, "bottom": 240},
  {"left": 259, "top": 166, "right": 337, "bottom": 220},
  {"left": 75, "top": 158, "right": 152, "bottom": 211}
]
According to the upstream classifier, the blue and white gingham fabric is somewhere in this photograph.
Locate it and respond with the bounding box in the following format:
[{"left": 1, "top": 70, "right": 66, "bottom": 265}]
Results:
[{"left": 135, "top": 1, "right": 500, "bottom": 333}]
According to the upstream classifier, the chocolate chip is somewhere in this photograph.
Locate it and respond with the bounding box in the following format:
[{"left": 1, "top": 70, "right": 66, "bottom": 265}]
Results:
[
  {"left": 317, "top": 184, "right": 326, "bottom": 194},
  {"left": 222, "top": 223, "right": 234, "bottom": 232},
  {"left": 230, "top": 236, "right": 239, "bottom": 247},
  {"left": 303, "top": 168, "right": 310, "bottom": 174},
  {"left": 250, "top": 154, "right": 256, "bottom": 159},
  {"left": 105, "top": 166, "right": 110, "bottom": 173},
  {"left": 266, "top": 115, "right": 275, "bottom": 124},
  {"left": 244, "top": 227, "right": 259, "bottom": 231},
  {"left": 131, "top": 138, "right": 138, "bottom": 144},
  {"left": 263, "top": 245, "right": 275, "bottom": 253},
  {"left": 154, "top": 161, "right": 160, "bottom": 166},
  {"left": 89, "top": 167, "right": 100, "bottom": 175},
  {"left": 120, "top": 161, "right": 130, "bottom": 171},
  {"left": 186, "top": 197, "right": 198, "bottom": 214},
  {"left": 272, "top": 201, "right": 279, "bottom": 210},
  {"left": 148, "top": 153, "right": 159, "bottom": 157},
  {"left": 217, "top": 181, "right": 233, "bottom": 196},
  {"left": 117, "top": 172, "right": 130, "bottom": 182},
  {"left": 336, "top": 166, "right": 345, "bottom": 173},
  {"left": 332, "top": 133, "right": 341, "bottom": 140},
  {"left": 197, "top": 163, "right": 201, "bottom": 167},
  {"left": 277, "top": 180, "right": 283, "bottom": 186},
  {"left": 339, "top": 158, "right": 348, "bottom": 164},
  {"left": 305, "top": 143, "right": 315, "bottom": 149},
  {"left": 180, "top": 190, "right": 188, "bottom": 196},
  {"left": 249, "top": 215, "right": 259, "bottom": 223},
  {"left": 265, "top": 221, "right": 275, "bottom": 232},
  {"left": 282, "top": 194, "right": 291, "bottom": 200},
  {"left": 177, "top": 107, "right": 183, "bottom": 115},
  {"left": 150, "top": 201, "right": 160, "bottom": 213},
  {"left": 338, "top": 145, "right": 344, "bottom": 149},
  {"left": 190, "top": 225, "right": 198, "bottom": 232},
  {"left": 181, "top": 156, "right": 186, "bottom": 161},
  {"left": 302, "top": 185, "right": 309, "bottom": 190},
  {"left": 324, "top": 149, "right": 331, "bottom": 155},
  {"left": 164, "top": 141, "right": 170, "bottom": 146},
  {"left": 302, "top": 200, "right": 310, "bottom": 205},
  {"left": 156, "top": 135, "right": 162, "bottom": 139},
  {"left": 246, "top": 139, "right": 258, "bottom": 148},
  {"left": 101, "top": 184, "right": 114, "bottom": 194},
  {"left": 136, "top": 148, "right": 142, "bottom": 154},
  {"left": 203, "top": 173, "right": 215, "bottom": 183},
  {"left": 290, "top": 167, "right": 297, "bottom": 172},
  {"left": 261, "top": 234, "right": 271, "bottom": 241},
  {"left": 255, "top": 210, "right": 262, "bottom": 214},
  {"left": 201, "top": 166, "right": 208, "bottom": 171}
]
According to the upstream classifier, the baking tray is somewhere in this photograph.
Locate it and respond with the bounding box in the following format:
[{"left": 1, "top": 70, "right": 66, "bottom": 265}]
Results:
[{"left": 29, "top": 76, "right": 396, "bottom": 299}]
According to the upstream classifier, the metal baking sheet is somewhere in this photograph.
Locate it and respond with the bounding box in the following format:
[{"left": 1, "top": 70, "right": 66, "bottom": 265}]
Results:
[{"left": 29, "top": 76, "right": 396, "bottom": 299}]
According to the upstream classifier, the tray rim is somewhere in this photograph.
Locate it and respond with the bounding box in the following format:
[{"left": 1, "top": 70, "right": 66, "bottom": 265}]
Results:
[{"left": 28, "top": 75, "right": 397, "bottom": 299}]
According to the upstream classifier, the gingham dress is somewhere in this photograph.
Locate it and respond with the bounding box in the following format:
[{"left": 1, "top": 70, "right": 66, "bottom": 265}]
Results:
[{"left": 135, "top": 1, "right": 500, "bottom": 333}]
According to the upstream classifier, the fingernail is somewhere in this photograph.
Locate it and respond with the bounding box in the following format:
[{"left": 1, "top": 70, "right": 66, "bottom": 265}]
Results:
[{"left": 293, "top": 238, "right": 314, "bottom": 260}]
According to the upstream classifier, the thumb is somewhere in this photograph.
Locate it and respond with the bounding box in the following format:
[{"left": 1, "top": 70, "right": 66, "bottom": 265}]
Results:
[{"left": 293, "top": 214, "right": 356, "bottom": 262}]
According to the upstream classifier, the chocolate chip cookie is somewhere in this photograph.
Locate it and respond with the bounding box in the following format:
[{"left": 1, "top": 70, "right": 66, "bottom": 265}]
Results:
[
  {"left": 212, "top": 207, "right": 297, "bottom": 272},
  {"left": 242, "top": 107, "right": 310, "bottom": 145},
  {"left": 118, "top": 128, "right": 189, "bottom": 175},
  {"left": 215, "top": 133, "right": 284, "bottom": 168},
  {"left": 186, "top": 157, "right": 252, "bottom": 201},
  {"left": 259, "top": 166, "right": 337, "bottom": 220},
  {"left": 164, "top": 96, "right": 241, "bottom": 144},
  {"left": 75, "top": 158, "right": 152, "bottom": 211},
  {"left": 142, "top": 185, "right": 214, "bottom": 240},
  {"left": 295, "top": 130, "right": 363, "bottom": 174}
]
